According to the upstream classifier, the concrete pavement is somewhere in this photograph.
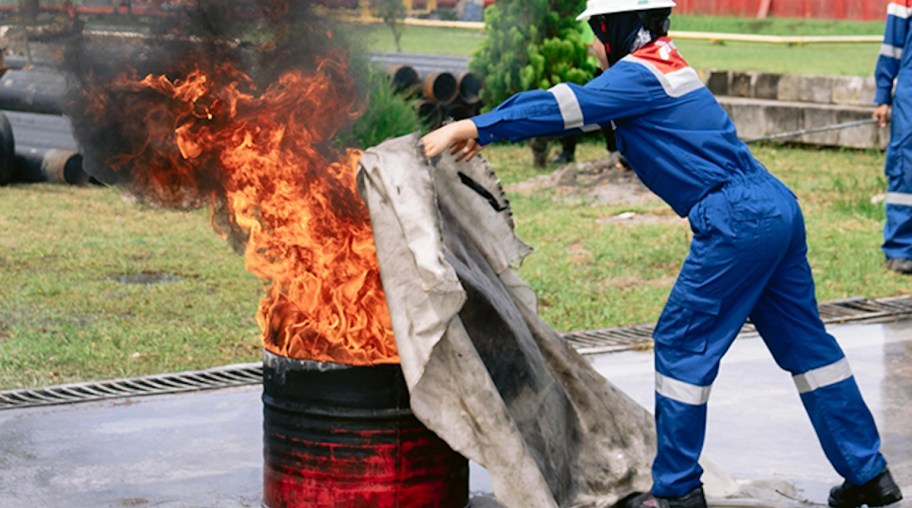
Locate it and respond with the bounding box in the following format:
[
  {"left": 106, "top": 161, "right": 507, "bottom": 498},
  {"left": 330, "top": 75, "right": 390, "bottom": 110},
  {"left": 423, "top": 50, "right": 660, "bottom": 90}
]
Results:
[{"left": 1, "top": 318, "right": 909, "bottom": 507}]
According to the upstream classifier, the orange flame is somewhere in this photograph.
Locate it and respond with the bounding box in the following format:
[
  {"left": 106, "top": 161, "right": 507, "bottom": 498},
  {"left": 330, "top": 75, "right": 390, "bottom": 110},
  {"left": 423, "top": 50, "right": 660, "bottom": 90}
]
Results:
[{"left": 88, "top": 57, "right": 397, "bottom": 365}]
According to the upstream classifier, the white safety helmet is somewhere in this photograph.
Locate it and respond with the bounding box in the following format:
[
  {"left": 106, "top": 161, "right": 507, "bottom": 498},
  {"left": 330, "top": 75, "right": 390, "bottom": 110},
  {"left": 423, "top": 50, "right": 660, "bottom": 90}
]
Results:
[{"left": 577, "top": 0, "right": 677, "bottom": 20}]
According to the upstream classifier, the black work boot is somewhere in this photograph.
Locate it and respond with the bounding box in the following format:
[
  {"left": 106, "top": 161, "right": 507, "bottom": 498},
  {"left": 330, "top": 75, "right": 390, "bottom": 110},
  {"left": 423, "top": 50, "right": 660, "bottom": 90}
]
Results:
[
  {"left": 549, "top": 150, "right": 575, "bottom": 165},
  {"left": 828, "top": 468, "right": 903, "bottom": 508},
  {"left": 619, "top": 486, "right": 707, "bottom": 508},
  {"left": 885, "top": 258, "right": 912, "bottom": 275}
]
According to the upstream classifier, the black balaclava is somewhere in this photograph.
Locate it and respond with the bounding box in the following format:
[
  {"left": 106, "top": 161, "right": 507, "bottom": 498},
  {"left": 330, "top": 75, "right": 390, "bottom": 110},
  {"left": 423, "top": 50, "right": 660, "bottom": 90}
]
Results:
[{"left": 588, "top": 8, "right": 671, "bottom": 66}]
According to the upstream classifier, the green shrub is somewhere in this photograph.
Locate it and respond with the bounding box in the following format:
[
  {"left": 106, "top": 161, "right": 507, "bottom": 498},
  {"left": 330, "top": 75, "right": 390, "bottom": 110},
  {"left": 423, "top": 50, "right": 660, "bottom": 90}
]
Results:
[
  {"left": 341, "top": 70, "right": 422, "bottom": 149},
  {"left": 470, "top": 0, "right": 597, "bottom": 166},
  {"left": 471, "top": 0, "right": 596, "bottom": 108}
]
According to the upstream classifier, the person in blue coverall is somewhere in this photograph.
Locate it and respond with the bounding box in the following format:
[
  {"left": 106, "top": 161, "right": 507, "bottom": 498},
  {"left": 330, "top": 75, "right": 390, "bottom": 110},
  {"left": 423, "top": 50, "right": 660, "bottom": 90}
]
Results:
[
  {"left": 421, "top": 1, "right": 904, "bottom": 507},
  {"left": 874, "top": 0, "right": 912, "bottom": 275}
]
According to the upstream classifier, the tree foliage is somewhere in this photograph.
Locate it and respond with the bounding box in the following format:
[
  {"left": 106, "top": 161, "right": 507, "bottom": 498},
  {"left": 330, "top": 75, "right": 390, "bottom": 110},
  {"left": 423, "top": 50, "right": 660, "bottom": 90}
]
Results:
[
  {"left": 376, "top": 0, "right": 407, "bottom": 52},
  {"left": 340, "top": 70, "right": 421, "bottom": 149},
  {"left": 470, "top": 0, "right": 596, "bottom": 110},
  {"left": 18, "top": 0, "right": 39, "bottom": 23}
]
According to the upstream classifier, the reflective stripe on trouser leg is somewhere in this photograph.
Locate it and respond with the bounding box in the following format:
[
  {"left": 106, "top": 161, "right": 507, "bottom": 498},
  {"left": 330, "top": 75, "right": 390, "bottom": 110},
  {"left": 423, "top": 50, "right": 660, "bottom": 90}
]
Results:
[
  {"left": 884, "top": 192, "right": 912, "bottom": 260},
  {"left": 794, "top": 360, "right": 886, "bottom": 485},
  {"left": 883, "top": 80, "right": 912, "bottom": 260},
  {"left": 652, "top": 174, "right": 796, "bottom": 497},
  {"left": 653, "top": 373, "right": 712, "bottom": 497},
  {"left": 749, "top": 238, "right": 887, "bottom": 486}
]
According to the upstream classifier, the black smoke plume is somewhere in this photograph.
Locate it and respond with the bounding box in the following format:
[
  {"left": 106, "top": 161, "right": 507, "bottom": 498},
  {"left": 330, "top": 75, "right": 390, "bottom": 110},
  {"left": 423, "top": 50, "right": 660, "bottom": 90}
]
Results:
[
  {"left": 58, "top": 0, "right": 367, "bottom": 249},
  {"left": 60, "top": 0, "right": 363, "bottom": 202}
]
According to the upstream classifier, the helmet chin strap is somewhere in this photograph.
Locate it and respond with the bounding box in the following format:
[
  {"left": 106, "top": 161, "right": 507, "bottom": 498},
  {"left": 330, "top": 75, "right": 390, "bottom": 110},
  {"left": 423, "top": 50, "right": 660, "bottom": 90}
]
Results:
[
  {"left": 589, "top": 11, "right": 643, "bottom": 66},
  {"left": 598, "top": 18, "right": 612, "bottom": 64}
]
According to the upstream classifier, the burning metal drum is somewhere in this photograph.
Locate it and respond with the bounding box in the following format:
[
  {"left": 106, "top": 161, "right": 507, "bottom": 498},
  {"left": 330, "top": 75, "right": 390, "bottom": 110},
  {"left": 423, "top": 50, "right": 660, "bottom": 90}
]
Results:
[{"left": 262, "top": 350, "right": 469, "bottom": 507}]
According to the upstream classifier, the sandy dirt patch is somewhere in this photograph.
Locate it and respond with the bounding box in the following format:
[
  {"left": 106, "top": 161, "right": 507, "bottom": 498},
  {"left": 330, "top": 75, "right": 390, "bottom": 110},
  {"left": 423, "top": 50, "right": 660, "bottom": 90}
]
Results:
[
  {"left": 505, "top": 154, "right": 684, "bottom": 225},
  {"left": 505, "top": 153, "right": 659, "bottom": 207}
]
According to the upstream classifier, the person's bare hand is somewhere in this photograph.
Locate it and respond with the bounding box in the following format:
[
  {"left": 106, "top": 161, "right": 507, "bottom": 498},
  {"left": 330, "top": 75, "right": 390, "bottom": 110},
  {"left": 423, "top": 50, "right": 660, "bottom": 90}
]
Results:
[
  {"left": 421, "top": 124, "right": 458, "bottom": 159},
  {"left": 450, "top": 138, "right": 484, "bottom": 162},
  {"left": 421, "top": 120, "right": 481, "bottom": 161},
  {"left": 873, "top": 104, "right": 891, "bottom": 128}
]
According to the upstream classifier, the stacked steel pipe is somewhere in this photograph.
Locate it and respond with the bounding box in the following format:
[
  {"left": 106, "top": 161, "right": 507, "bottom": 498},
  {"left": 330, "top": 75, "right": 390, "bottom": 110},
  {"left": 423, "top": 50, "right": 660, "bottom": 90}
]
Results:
[
  {"left": 0, "top": 60, "right": 89, "bottom": 186},
  {"left": 1, "top": 57, "right": 481, "bottom": 185},
  {"left": 390, "top": 64, "right": 483, "bottom": 130}
]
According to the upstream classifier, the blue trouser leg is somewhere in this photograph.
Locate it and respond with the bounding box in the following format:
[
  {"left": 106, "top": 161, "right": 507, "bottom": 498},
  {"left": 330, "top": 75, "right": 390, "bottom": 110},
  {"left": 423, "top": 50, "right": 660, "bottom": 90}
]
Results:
[
  {"left": 884, "top": 78, "right": 912, "bottom": 260},
  {"left": 652, "top": 173, "right": 791, "bottom": 497},
  {"left": 749, "top": 234, "right": 886, "bottom": 485},
  {"left": 651, "top": 174, "right": 887, "bottom": 497}
]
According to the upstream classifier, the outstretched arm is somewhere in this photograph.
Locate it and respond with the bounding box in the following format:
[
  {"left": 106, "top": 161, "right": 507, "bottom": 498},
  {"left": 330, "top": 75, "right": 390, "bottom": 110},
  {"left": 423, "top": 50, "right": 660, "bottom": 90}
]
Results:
[
  {"left": 874, "top": 1, "right": 911, "bottom": 106},
  {"left": 421, "top": 71, "right": 645, "bottom": 161}
]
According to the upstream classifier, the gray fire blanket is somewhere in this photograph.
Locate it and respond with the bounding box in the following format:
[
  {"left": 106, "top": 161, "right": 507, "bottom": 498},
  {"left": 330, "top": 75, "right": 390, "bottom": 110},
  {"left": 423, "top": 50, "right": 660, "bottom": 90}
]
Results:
[{"left": 357, "top": 134, "right": 744, "bottom": 507}]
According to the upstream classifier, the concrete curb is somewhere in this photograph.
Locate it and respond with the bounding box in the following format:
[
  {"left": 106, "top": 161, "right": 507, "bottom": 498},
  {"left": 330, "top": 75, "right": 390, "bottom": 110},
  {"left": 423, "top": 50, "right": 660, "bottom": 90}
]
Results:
[
  {"left": 703, "top": 70, "right": 878, "bottom": 107},
  {"left": 719, "top": 96, "right": 888, "bottom": 149},
  {"left": 700, "top": 70, "right": 886, "bottom": 149}
]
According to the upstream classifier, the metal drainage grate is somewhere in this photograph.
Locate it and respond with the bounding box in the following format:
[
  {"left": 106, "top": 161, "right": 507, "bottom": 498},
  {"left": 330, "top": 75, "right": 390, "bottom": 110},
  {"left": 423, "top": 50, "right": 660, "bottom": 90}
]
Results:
[
  {"left": 562, "top": 295, "right": 912, "bottom": 356},
  {"left": 561, "top": 323, "right": 656, "bottom": 356},
  {"left": 0, "top": 363, "right": 262, "bottom": 411},
  {"left": 1, "top": 296, "right": 910, "bottom": 411}
]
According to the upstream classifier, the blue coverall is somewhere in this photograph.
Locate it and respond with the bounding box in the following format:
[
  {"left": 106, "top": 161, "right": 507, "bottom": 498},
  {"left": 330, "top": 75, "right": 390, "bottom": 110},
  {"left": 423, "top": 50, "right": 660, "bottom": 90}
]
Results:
[
  {"left": 875, "top": 0, "right": 912, "bottom": 262},
  {"left": 470, "top": 37, "right": 888, "bottom": 497}
]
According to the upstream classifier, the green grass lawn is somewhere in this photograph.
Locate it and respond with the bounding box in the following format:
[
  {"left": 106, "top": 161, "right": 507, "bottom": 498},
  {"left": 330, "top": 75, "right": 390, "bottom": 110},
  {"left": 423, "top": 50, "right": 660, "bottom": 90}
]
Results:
[
  {"left": 1, "top": 141, "right": 907, "bottom": 390},
  {"left": 0, "top": 186, "right": 263, "bottom": 389},
  {"left": 669, "top": 14, "right": 884, "bottom": 36},
  {"left": 674, "top": 40, "right": 880, "bottom": 76},
  {"left": 484, "top": 142, "right": 908, "bottom": 332},
  {"left": 0, "top": 13, "right": 906, "bottom": 390},
  {"left": 364, "top": 14, "right": 884, "bottom": 76}
]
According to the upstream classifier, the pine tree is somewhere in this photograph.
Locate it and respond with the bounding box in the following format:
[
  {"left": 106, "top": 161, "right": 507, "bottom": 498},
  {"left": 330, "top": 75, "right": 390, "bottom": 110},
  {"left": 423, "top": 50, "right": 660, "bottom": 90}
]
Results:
[{"left": 470, "top": 0, "right": 596, "bottom": 166}]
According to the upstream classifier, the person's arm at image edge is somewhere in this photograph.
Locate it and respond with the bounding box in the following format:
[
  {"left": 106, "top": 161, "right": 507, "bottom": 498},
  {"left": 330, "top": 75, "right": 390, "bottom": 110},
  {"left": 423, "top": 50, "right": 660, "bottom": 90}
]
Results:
[{"left": 873, "top": 3, "right": 909, "bottom": 127}]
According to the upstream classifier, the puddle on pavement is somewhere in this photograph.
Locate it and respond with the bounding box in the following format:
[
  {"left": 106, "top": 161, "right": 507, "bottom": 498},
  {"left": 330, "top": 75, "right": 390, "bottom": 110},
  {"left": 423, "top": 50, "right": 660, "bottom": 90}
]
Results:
[{"left": 110, "top": 271, "right": 181, "bottom": 285}]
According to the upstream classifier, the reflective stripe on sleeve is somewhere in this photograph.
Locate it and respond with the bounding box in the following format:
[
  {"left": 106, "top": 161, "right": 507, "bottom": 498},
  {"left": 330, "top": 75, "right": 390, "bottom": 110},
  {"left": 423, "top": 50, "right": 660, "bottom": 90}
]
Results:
[
  {"left": 880, "top": 43, "right": 904, "bottom": 60},
  {"left": 655, "top": 372, "right": 712, "bottom": 405},
  {"left": 793, "top": 358, "right": 852, "bottom": 394},
  {"left": 887, "top": 192, "right": 912, "bottom": 206},
  {"left": 549, "top": 84, "right": 601, "bottom": 132},
  {"left": 888, "top": 2, "right": 912, "bottom": 19},
  {"left": 550, "top": 83, "right": 586, "bottom": 130}
]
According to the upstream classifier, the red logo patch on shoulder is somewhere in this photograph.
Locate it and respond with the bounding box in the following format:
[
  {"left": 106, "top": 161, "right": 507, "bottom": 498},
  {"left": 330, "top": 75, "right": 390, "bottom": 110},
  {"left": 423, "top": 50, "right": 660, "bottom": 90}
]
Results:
[{"left": 630, "top": 37, "right": 689, "bottom": 74}]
